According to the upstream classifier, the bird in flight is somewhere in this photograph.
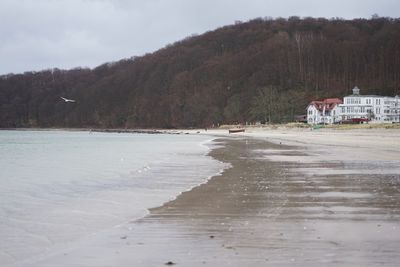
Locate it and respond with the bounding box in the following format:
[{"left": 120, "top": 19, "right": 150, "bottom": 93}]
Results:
[{"left": 60, "top": 97, "right": 76, "bottom": 103}]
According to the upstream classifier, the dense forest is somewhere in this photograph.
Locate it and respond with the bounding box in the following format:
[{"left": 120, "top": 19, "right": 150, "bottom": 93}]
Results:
[{"left": 1, "top": 16, "right": 400, "bottom": 128}]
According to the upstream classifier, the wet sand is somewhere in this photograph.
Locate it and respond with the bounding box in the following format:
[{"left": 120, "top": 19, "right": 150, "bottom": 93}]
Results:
[
  {"left": 28, "top": 131, "right": 400, "bottom": 267},
  {"left": 138, "top": 137, "right": 400, "bottom": 266}
]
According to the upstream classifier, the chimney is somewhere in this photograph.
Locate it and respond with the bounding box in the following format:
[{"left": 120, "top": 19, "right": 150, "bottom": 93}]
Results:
[{"left": 352, "top": 86, "right": 360, "bottom": 95}]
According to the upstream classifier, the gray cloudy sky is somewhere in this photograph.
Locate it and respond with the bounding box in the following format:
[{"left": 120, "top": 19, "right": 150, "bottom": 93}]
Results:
[{"left": 1, "top": 0, "right": 399, "bottom": 75}]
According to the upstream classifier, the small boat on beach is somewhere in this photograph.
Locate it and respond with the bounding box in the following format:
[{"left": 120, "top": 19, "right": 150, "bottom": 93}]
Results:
[{"left": 229, "top": 128, "right": 245, "bottom": 134}]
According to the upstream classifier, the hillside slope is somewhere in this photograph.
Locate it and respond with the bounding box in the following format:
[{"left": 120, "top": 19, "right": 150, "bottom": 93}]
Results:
[{"left": 1, "top": 17, "right": 400, "bottom": 128}]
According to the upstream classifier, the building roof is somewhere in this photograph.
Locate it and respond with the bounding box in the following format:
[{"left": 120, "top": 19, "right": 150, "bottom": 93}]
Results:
[
  {"left": 345, "top": 94, "right": 384, "bottom": 98},
  {"left": 345, "top": 86, "right": 398, "bottom": 98},
  {"left": 308, "top": 98, "right": 342, "bottom": 112},
  {"left": 324, "top": 98, "right": 343, "bottom": 104}
]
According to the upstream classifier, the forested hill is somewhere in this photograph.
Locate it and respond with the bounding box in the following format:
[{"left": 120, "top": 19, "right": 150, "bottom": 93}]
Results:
[{"left": 1, "top": 17, "right": 400, "bottom": 128}]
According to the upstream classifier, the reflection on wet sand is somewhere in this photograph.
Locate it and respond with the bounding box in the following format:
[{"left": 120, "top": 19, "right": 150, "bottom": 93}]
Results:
[{"left": 131, "top": 138, "right": 400, "bottom": 266}]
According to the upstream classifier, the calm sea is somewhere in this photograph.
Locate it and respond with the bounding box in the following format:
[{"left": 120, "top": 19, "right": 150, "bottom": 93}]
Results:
[{"left": 0, "top": 130, "right": 225, "bottom": 266}]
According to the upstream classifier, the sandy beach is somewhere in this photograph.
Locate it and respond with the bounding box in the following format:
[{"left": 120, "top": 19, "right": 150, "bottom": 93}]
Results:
[{"left": 27, "top": 127, "right": 400, "bottom": 266}]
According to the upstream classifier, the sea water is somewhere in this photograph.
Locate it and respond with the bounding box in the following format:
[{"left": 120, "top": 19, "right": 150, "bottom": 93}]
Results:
[{"left": 0, "top": 130, "right": 225, "bottom": 266}]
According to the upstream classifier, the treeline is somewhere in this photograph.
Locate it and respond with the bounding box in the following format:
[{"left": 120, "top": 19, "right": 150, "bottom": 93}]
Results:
[{"left": 1, "top": 16, "right": 400, "bottom": 128}]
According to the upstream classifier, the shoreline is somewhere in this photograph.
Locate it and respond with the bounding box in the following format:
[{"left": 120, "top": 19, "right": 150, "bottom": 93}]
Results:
[
  {"left": 7, "top": 128, "right": 400, "bottom": 266},
  {"left": 0, "top": 127, "right": 187, "bottom": 135}
]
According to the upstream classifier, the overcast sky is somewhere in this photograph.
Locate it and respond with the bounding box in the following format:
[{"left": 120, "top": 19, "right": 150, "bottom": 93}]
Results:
[{"left": 1, "top": 0, "right": 399, "bottom": 75}]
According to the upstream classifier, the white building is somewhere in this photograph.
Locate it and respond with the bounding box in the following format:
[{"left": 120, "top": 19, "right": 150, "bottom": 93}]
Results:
[
  {"left": 339, "top": 86, "right": 400, "bottom": 123},
  {"left": 307, "top": 98, "right": 342, "bottom": 124}
]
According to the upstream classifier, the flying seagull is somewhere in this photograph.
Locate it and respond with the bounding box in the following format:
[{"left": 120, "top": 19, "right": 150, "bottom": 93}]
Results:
[{"left": 60, "top": 97, "right": 76, "bottom": 103}]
